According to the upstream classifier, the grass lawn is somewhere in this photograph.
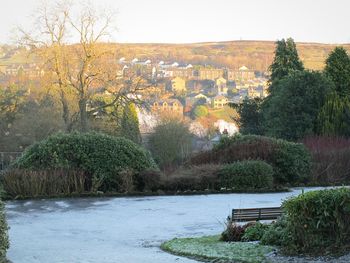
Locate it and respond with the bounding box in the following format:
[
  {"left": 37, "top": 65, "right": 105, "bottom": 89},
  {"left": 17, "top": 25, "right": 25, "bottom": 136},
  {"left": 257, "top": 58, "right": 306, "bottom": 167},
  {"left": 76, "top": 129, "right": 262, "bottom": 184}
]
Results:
[{"left": 161, "top": 235, "right": 274, "bottom": 263}]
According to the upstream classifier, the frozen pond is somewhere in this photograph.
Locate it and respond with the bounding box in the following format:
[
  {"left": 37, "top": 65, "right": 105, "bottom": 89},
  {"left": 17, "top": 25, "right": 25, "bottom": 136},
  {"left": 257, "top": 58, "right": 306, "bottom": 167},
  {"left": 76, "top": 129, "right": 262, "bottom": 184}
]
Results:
[{"left": 6, "top": 187, "right": 327, "bottom": 263}]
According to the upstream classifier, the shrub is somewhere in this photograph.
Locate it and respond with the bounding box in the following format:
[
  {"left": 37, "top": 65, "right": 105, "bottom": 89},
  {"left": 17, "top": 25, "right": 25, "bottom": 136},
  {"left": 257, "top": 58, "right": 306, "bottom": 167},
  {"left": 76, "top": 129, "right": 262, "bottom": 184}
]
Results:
[
  {"left": 282, "top": 188, "right": 350, "bottom": 254},
  {"left": 0, "top": 200, "right": 9, "bottom": 262},
  {"left": 260, "top": 216, "right": 290, "bottom": 247},
  {"left": 190, "top": 134, "right": 311, "bottom": 185},
  {"left": 302, "top": 136, "right": 350, "bottom": 184},
  {"left": 161, "top": 164, "right": 222, "bottom": 191},
  {"left": 14, "top": 132, "right": 157, "bottom": 192},
  {"left": 1, "top": 169, "right": 87, "bottom": 198},
  {"left": 242, "top": 222, "right": 270, "bottom": 241},
  {"left": 221, "top": 217, "right": 257, "bottom": 242},
  {"left": 134, "top": 169, "right": 162, "bottom": 192},
  {"left": 149, "top": 118, "right": 192, "bottom": 171},
  {"left": 219, "top": 161, "right": 274, "bottom": 190}
]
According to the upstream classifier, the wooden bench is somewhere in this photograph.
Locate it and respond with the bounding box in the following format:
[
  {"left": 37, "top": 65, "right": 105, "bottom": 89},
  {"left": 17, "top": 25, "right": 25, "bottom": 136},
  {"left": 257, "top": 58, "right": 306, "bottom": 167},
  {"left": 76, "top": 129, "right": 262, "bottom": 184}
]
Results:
[{"left": 231, "top": 207, "right": 283, "bottom": 222}]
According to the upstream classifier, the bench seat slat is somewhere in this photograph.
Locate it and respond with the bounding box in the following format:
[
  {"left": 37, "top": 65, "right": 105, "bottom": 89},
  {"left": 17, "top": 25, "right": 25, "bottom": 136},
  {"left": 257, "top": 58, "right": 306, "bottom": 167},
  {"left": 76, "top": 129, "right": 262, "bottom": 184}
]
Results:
[{"left": 231, "top": 206, "right": 283, "bottom": 222}]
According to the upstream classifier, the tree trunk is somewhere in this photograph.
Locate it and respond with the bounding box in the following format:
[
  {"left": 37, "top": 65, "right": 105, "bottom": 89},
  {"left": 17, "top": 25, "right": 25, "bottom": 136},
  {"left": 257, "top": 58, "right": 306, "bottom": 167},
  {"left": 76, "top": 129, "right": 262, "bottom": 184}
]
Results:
[{"left": 79, "top": 98, "right": 88, "bottom": 132}]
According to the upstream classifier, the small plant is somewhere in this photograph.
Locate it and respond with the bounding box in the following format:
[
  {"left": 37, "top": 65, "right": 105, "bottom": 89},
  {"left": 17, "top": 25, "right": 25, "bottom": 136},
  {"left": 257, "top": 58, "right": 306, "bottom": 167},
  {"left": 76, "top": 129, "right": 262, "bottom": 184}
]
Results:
[
  {"left": 221, "top": 217, "right": 253, "bottom": 242},
  {"left": 242, "top": 222, "right": 269, "bottom": 242},
  {"left": 260, "top": 216, "right": 290, "bottom": 247}
]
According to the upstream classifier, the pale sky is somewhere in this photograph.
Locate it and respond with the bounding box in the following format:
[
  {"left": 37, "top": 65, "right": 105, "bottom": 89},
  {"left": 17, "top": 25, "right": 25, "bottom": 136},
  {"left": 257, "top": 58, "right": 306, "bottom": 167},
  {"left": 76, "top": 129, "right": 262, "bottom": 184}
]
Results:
[{"left": 0, "top": 0, "right": 350, "bottom": 44}]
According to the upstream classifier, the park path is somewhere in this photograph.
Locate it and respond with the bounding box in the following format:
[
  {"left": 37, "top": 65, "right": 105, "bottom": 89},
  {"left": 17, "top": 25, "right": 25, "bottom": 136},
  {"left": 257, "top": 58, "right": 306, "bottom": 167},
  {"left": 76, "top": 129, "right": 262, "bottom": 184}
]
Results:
[{"left": 6, "top": 187, "right": 325, "bottom": 263}]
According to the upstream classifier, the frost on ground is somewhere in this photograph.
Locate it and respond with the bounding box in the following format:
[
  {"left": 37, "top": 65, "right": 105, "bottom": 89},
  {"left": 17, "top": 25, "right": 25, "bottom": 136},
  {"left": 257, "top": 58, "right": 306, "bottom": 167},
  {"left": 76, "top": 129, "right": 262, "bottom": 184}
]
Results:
[
  {"left": 5, "top": 187, "right": 329, "bottom": 263},
  {"left": 161, "top": 235, "right": 273, "bottom": 263}
]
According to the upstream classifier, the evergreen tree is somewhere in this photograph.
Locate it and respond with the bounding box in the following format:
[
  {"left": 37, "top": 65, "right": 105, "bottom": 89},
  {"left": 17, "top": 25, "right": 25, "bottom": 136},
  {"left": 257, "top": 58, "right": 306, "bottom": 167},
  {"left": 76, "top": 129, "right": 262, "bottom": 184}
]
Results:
[
  {"left": 268, "top": 38, "right": 304, "bottom": 93},
  {"left": 119, "top": 103, "right": 141, "bottom": 144},
  {"left": 230, "top": 97, "right": 263, "bottom": 135},
  {"left": 324, "top": 47, "right": 350, "bottom": 97},
  {"left": 317, "top": 92, "right": 350, "bottom": 137},
  {"left": 264, "top": 71, "right": 333, "bottom": 141}
]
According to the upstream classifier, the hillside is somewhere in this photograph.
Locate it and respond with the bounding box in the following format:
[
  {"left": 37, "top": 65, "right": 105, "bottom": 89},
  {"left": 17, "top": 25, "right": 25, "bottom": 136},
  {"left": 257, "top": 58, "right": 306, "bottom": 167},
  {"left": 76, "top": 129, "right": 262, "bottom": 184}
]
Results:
[{"left": 1, "top": 41, "right": 350, "bottom": 72}]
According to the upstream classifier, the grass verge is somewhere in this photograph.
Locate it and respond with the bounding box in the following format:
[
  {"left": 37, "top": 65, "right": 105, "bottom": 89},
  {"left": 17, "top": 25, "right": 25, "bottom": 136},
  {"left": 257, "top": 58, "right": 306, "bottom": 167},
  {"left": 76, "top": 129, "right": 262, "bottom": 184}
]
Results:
[{"left": 161, "top": 235, "right": 274, "bottom": 263}]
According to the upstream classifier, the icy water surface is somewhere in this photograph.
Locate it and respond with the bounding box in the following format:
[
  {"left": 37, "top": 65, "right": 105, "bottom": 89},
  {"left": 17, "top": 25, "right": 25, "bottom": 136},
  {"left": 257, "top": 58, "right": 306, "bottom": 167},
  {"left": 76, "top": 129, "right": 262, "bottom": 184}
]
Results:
[{"left": 6, "top": 187, "right": 327, "bottom": 263}]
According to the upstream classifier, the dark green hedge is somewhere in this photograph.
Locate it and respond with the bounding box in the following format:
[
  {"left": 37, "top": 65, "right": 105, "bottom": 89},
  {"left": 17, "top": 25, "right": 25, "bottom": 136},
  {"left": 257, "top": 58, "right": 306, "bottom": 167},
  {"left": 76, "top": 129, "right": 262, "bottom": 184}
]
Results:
[
  {"left": 282, "top": 188, "right": 350, "bottom": 254},
  {"left": 219, "top": 160, "right": 274, "bottom": 190},
  {"left": 0, "top": 200, "right": 9, "bottom": 262},
  {"left": 191, "top": 134, "right": 311, "bottom": 185},
  {"left": 14, "top": 132, "right": 157, "bottom": 191}
]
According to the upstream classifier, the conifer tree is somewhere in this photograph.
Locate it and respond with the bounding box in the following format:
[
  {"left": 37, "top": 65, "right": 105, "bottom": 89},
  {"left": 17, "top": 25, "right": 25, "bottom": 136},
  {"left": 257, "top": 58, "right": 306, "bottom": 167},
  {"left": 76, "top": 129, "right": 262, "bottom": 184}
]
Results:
[
  {"left": 324, "top": 47, "right": 350, "bottom": 97},
  {"left": 119, "top": 103, "right": 142, "bottom": 144},
  {"left": 268, "top": 38, "right": 304, "bottom": 93}
]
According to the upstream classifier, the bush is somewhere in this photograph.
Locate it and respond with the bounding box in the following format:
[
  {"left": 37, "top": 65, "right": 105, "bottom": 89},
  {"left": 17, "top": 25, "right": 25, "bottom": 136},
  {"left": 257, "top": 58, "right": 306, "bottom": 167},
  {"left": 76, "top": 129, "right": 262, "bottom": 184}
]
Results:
[
  {"left": 14, "top": 132, "right": 157, "bottom": 192},
  {"left": 149, "top": 118, "right": 192, "bottom": 171},
  {"left": 161, "top": 164, "right": 222, "bottom": 191},
  {"left": 190, "top": 134, "right": 311, "bottom": 185},
  {"left": 134, "top": 169, "right": 162, "bottom": 192},
  {"left": 221, "top": 220, "right": 252, "bottom": 242},
  {"left": 219, "top": 161, "right": 274, "bottom": 190},
  {"left": 1, "top": 169, "right": 87, "bottom": 198},
  {"left": 282, "top": 188, "right": 350, "bottom": 254},
  {"left": 242, "top": 222, "right": 270, "bottom": 241},
  {"left": 302, "top": 136, "right": 350, "bottom": 184},
  {"left": 0, "top": 200, "right": 9, "bottom": 262},
  {"left": 260, "top": 216, "right": 290, "bottom": 247}
]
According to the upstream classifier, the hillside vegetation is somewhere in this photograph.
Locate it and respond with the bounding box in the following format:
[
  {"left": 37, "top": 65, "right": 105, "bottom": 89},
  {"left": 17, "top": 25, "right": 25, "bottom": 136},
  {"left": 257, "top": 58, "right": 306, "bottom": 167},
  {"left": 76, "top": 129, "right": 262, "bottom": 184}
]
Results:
[{"left": 1, "top": 41, "right": 350, "bottom": 71}]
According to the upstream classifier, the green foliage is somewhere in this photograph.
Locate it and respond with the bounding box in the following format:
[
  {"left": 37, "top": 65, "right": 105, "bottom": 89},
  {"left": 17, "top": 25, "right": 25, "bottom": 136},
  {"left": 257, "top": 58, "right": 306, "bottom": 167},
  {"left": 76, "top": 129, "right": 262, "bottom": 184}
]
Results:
[
  {"left": 192, "top": 105, "right": 208, "bottom": 119},
  {"left": 219, "top": 160, "right": 274, "bottom": 190},
  {"left": 230, "top": 97, "right": 264, "bottom": 135},
  {"left": 14, "top": 132, "right": 157, "bottom": 191},
  {"left": 317, "top": 92, "right": 350, "bottom": 137},
  {"left": 193, "top": 134, "right": 311, "bottom": 185},
  {"left": 149, "top": 119, "right": 192, "bottom": 170},
  {"left": 268, "top": 38, "right": 304, "bottom": 86},
  {"left": 119, "top": 103, "right": 142, "bottom": 144},
  {"left": 324, "top": 47, "right": 350, "bottom": 97},
  {"left": 282, "top": 188, "right": 350, "bottom": 254},
  {"left": 0, "top": 200, "right": 9, "bottom": 262},
  {"left": 221, "top": 221, "right": 249, "bottom": 242},
  {"left": 263, "top": 71, "right": 334, "bottom": 140},
  {"left": 260, "top": 216, "right": 290, "bottom": 247},
  {"left": 242, "top": 222, "right": 270, "bottom": 242}
]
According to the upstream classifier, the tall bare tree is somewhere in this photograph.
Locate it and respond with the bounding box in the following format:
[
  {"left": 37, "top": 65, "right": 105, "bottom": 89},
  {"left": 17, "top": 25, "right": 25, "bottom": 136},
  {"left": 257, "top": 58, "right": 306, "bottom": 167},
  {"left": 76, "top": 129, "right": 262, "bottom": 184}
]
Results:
[{"left": 19, "top": 1, "right": 150, "bottom": 132}]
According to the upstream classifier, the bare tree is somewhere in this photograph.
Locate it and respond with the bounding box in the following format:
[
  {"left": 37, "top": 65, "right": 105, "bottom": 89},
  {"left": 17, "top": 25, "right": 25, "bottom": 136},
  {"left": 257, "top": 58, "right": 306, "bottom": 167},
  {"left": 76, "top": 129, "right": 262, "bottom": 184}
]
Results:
[{"left": 19, "top": 1, "right": 151, "bottom": 132}]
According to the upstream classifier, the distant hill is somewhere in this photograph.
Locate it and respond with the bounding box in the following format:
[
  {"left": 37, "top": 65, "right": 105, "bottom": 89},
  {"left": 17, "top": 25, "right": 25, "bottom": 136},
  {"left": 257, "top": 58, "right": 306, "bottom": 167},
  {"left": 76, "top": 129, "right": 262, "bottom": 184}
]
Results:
[{"left": 1, "top": 41, "right": 350, "bottom": 72}]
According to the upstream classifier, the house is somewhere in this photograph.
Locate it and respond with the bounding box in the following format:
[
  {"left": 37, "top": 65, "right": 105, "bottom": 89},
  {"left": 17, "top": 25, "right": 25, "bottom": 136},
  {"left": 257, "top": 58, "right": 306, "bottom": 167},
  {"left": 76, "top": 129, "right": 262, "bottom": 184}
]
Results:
[
  {"left": 195, "top": 68, "right": 224, "bottom": 80},
  {"left": 215, "top": 77, "right": 228, "bottom": 95},
  {"left": 227, "top": 66, "right": 255, "bottom": 82},
  {"left": 212, "top": 95, "right": 228, "bottom": 108},
  {"left": 151, "top": 99, "right": 184, "bottom": 115},
  {"left": 171, "top": 77, "right": 186, "bottom": 94}
]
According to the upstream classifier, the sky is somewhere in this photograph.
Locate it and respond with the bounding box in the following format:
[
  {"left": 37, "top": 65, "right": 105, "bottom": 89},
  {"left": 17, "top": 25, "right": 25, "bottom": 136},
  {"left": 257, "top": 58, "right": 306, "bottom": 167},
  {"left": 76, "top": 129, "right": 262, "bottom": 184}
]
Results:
[{"left": 0, "top": 0, "right": 350, "bottom": 44}]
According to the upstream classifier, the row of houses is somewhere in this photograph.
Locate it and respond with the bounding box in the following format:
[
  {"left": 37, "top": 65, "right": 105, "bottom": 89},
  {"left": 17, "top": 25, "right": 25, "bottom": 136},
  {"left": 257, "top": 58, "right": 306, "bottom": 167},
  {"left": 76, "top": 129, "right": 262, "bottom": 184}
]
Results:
[{"left": 119, "top": 58, "right": 257, "bottom": 81}]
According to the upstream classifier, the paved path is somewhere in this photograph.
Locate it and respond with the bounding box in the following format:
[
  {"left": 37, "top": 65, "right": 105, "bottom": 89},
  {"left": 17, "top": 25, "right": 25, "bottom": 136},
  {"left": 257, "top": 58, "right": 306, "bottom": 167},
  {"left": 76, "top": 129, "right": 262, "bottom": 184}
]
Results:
[{"left": 6, "top": 187, "right": 326, "bottom": 263}]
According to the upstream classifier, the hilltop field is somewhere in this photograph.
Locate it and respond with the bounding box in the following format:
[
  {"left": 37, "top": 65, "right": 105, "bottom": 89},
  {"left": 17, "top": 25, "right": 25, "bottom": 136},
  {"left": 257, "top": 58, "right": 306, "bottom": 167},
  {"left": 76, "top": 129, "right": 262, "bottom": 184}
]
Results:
[{"left": 1, "top": 40, "right": 350, "bottom": 71}]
